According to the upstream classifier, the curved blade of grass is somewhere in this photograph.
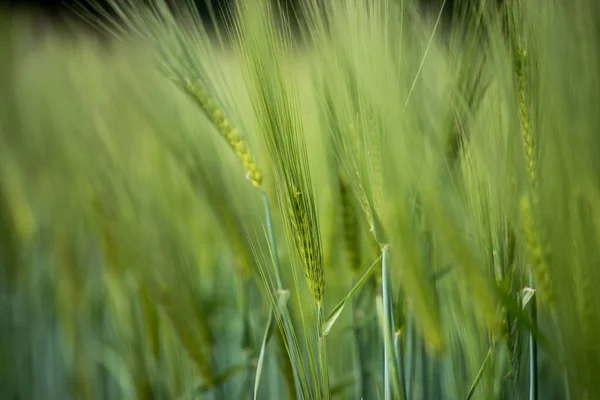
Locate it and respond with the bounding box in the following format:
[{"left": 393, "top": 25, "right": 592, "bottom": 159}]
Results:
[
  {"left": 322, "top": 254, "right": 383, "bottom": 336},
  {"left": 253, "top": 312, "right": 276, "bottom": 400},
  {"left": 466, "top": 346, "right": 492, "bottom": 400},
  {"left": 254, "top": 290, "right": 290, "bottom": 400}
]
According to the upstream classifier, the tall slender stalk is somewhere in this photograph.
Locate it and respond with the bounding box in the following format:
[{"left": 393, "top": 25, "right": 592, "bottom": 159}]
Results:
[
  {"left": 381, "top": 246, "right": 394, "bottom": 399},
  {"left": 394, "top": 330, "right": 407, "bottom": 400},
  {"left": 405, "top": 312, "right": 415, "bottom": 400},
  {"left": 317, "top": 304, "right": 330, "bottom": 399},
  {"left": 380, "top": 245, "right": 402, "bottom": 400},
  {"left": 551, "top": 312, "right": 571, "bottom": 400},
  {"left": 260, "top": 190, "right": 302, "bottom": 399},
  {"left": 528, "top": 271, "right": 537, "bottom": 400},
  {"left": 419, "top": 336, "right": 429, "bottom": 400}
]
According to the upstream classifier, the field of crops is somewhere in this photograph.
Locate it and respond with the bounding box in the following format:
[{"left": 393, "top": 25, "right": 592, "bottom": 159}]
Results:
[{"left": 1, "top": 0, "right": 600, "bottom": 399}]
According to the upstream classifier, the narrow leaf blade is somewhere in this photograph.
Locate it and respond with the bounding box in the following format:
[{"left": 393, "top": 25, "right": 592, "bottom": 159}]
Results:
[
  {"left": 323, "top": 255, "right": 382, "bottom": 336},
  {"left": 254, "top": 291, "right": 290, "bottom": 400}
]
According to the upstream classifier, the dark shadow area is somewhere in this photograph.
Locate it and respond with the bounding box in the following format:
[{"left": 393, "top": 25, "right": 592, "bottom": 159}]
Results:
[{"left": 4, "top": 0, "right": 506, "bottom": 35}]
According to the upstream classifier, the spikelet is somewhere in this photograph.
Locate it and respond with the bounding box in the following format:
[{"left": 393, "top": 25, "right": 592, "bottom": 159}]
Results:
[
  {"left": 183, "top": 78, "right": 262, "bottom": 189},
  {"left": 519, "top": 196, "right": 554, "bottom": 307},
  {"left": 515, "top": 46, "right": 537, "bottom": 193},
  {"left": 510, "top": 4, "right": 535, "bottom": 191},
  {"left": 288, "top": 182, "right": 324, "bottom": 305}
]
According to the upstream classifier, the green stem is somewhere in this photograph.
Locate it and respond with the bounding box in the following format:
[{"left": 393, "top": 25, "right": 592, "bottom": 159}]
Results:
[
  {"left": 405, "top": 312, "right": 415, "bottom": 400},
  {"left": 529, "top": 270, "right": 538, "bottom": 400},
  {"left": 260, "top": 190, "right": 302, "bottom": 399},
  {"left": 317, "top": 304, "right": 330, "bottom": 399},
  {"left": 381, "top": 245, "right": 402, "bottom": 400},
  {"left": 419, "top": 335, "right": 428, "bottom": 400},
  {"left": 394, "top": 330, "right": 407, "bottom": 400},
  {"left": 551, "top": 312, "right": 571, "bottom": 400}
]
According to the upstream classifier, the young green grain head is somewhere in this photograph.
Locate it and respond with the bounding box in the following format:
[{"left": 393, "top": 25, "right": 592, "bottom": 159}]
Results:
[
  {"left": 183, "top": 78, "right": 262, "bottom": 189},
  {"left": 233, "top": 1, "right": 329, "bottom": 396},
  {"left": 233, "top": 0, "right": 325, "bottom": 307},
  {"left": 87, "top": 0, "right": 265, "bottom": 191},
  {"left": 508, "top": 0, "right": 554, "bottom": 308}
]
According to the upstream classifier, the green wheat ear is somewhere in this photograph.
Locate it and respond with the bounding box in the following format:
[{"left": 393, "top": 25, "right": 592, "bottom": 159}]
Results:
[
  {"left": 183, "top": 77, "right": 263, "bottom": 189},
  {"left": 233, "top": 0, "right": 326, "bottom": 304},
  {"left": 519, "top": 195, "right": 554, "bottom": 307},
  {"left": 288, "top": 182, "right": 325, "bottom": 305},
  {"left": 515, "top": 47, "right": 536, "bottom": 193},
  {"left": 512, "top": 28, "right": 554, "bottom": 309}
]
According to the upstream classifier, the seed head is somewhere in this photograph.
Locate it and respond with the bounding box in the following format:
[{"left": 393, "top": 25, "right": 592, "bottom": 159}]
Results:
[
  {"left": 520, "top": 196, "right": 555, "bottom": 308},
  {"left": 183, "top": 78, "right": 262, "bottom": 189},
  {"left": 288, "top": 183, "right": 324, "bottom": 305}
]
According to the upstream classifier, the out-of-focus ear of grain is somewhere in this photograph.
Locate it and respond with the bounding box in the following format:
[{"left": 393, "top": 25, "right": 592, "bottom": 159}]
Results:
[{"left": 0, "top": 11, "right": 17, "bottom": 286}]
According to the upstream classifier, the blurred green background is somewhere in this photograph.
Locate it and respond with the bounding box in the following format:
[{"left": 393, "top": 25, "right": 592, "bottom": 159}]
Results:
[{"left": 2, "top": 1, "right": 600, "bottom": 399}]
